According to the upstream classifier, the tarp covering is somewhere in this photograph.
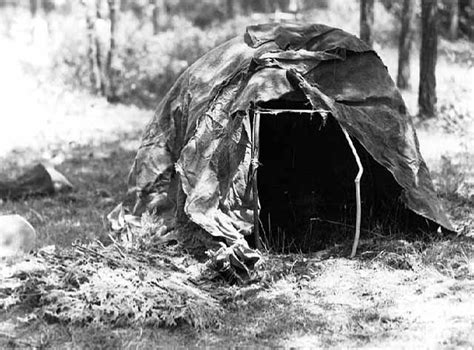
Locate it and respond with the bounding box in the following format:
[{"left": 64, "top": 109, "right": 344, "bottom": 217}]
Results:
[{"left": 126, "top": 23, "right": 453, "bottom": 246}]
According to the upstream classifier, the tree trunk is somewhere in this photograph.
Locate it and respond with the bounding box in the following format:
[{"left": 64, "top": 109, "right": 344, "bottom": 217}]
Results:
[
  {"left": 397, "top": 0, "right": 415, "bottom": 90},
  {"left": 470, "top": 0, "right": 474, "bottom": 41},
  {"left": 29, "top": 0, "right": 41, "bottom": 17},
  {"left": 106, "top": 0, "right": 119, "bottom": 102},
  {"left": 226, "top": 0, "right": 234, "bottom": 19},
  {"left": 242, "top": 0, "right": 252, "bottom": 15},
  {"left": 119, "top": 0, "right": 127, "bottom": 11},
  {"left": 29, "top": 0, "right": 41, "bottom": 43},
  {"left": 152, "top": 0, "right": 160, "bottom": 35},
  {"left": 95, "top": 0, "right": 106, "bottom": 95},
  {"left": 418, "top": 0, "right": 438, "bottom": 118},
  {"left": 449, "top": 0, "right": 459, "bottom": 40},
  {"left": 360, "top": 0, "right": 374, "bottom": 46},
  {"left": 82, "top": 0, "right": 101, "bottom": 93}
]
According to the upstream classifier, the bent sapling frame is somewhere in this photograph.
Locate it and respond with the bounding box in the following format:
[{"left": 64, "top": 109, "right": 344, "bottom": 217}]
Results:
[{"left": 340, "top": 126, "right": 364, "bottom": 258}]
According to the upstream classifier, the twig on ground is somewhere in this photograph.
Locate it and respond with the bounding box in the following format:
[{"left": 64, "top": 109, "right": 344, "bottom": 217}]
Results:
[
  {"left": 107, "top": 233, "right": 127, "bottom": 258},
  {"left": 310, "top": 217, "right": 385, "bottom": 238}
]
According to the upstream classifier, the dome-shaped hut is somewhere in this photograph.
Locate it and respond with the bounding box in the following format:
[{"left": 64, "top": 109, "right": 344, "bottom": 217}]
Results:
[{"left": 117, "top": 23, "right": 453, "bottom": 255}]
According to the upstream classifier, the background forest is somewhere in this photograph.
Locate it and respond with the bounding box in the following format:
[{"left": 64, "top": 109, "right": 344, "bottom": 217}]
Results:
[{"left": 1, "top": 0, "right": 472, "bottom": 109}]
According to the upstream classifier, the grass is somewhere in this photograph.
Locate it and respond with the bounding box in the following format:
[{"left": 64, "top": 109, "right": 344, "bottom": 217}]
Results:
[
  {"left": 0, "top": 98, "right": 472, "bottom": 348},
  {"left": 2, "top": 121, "right": 471, "bottom": 348},
  {"left": 1, "top": 142, "right": 473, "bottom": 349},
  {"left": 0, "top": 10, "right": 473, "bottom": 348},
  {"left": 1, "top": 138, "right": 138, "bottom": 248},
  {"left": 2, "top": 236, "right": 472, "bottom": 348}
]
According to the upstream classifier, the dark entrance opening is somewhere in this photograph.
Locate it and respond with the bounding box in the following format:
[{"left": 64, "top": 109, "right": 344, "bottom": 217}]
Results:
[{"left": 256, "top": 102, "right": 431, "bottom": 253}]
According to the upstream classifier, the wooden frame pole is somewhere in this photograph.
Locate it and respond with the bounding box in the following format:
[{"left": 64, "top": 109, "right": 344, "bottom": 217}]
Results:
[
  {"left": 252, "top": 108, "right": 363, "bottom": 256},
  {"left": 341, "top": 126, "right": 364, "bottom": 258},
  {"left": 251, "top": 109, "right": 262, "bottom": 250}
]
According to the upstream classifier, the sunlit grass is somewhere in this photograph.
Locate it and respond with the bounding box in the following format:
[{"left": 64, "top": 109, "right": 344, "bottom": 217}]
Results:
[
  {"left": 0, "top": 3, "right": 472, "bottom": 348},
  {"left": 0, "top": 139, "right": 138, "bottom": 247}
]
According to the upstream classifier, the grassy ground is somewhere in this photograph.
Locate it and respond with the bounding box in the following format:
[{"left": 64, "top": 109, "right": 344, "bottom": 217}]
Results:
[
  {"left": 1, "top": 139, "right": 138, "bottom": 247},
  {"left": 1, "top": 238, "right": 473, "bottom": 348},
  {"left": 1, "top": 26, "right": 473, "bottom": 350}
]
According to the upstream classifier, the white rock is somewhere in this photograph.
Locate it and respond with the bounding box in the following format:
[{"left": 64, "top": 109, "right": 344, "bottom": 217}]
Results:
[{"left": 0, "top": 215, "right": 37, "bottom": 258}]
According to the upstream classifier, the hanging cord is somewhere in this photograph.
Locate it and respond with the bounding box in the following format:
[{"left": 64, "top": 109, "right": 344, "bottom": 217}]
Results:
[{"left": 340, "top": 126, "right": 364, "bottom": 258}]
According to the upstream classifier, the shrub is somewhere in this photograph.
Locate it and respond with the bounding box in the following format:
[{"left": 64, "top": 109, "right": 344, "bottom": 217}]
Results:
[{"left": 48, "top": 12, "right": 246, "bottom": 108}]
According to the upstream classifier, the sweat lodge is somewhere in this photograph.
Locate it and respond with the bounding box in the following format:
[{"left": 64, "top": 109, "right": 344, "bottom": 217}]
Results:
[{"left": 111, "top": 23, "right": 453, "bottom": 261}]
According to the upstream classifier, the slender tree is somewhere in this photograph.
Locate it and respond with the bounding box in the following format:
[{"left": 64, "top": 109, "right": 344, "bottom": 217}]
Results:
[
  {"left": 152, "top": 0, "right": 160, "bottom": 35},
  {"left": 106, "top": 0, "right": 118, "bottom": 102},
  {"left": 418, "top": 0, "right": 438, "bottom": 118},
  {"left": 449, "top": 0, "right": 459, "bottom": 40},
  {"left": 82, "top": 0, "right": 102, "bottom": 93},
  {"left": 29, "top": 0, "right": 41, "bottom": 17},
  {"left": 263, "top": 0, "right": 273, "bottom": 12},
  {"left": 242, "top": 0, "right": 252, "bottom": 15},
  {"left": 397, "top": 0, "right": 416, "bottom": 89},
  {"left": 470, "top": 0, "right": 474, "bottom": 41},
  {"left": 95, "top": 0, "right": 106, "bottom": 96},
  {"left": 119, "top": 0, "right": 127, "bottom": 11},
  {"left": 226, "top": 0, "right": 234, "bottom": 18},
  {"left": 29, "top": 0, "right": 41, "bottom": 42},
  {"left": 360, "top": 0, "right": 374, "bottom": 46}
]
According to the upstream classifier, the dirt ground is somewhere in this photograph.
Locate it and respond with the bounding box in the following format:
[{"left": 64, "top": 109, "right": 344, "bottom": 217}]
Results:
[
  {"left": 0, "top": 35, "right": 473, "bottom": 348},
  {"left": 1, "top": 242, "right": 473, "bottom": 348}
]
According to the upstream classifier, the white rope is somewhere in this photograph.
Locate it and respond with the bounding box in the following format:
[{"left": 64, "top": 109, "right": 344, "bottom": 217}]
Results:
[{"left": 340, "top": 126, "right": 364, "bottom": 258}]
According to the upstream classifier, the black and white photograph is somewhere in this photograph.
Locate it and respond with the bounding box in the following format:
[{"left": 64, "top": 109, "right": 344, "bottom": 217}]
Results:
[{"left": 0, "top": 0, "right": 473, "bottom": 348}]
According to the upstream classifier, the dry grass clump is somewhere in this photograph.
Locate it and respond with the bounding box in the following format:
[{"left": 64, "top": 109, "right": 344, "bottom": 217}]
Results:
[
  {"left": 1, "top": 241, "right": 223, "bottom": 330},
  {"left": 2, "top": 234, "right": 473, "bottom": 348},
  {"left": 422, "top": 238, "right": 474, "bottom": 279},
  {"left": 357, "top": 236, "right": 474, "bottom": 280},
  {"left": 358, "top": 239, "right": 424, "bottom": 271}
]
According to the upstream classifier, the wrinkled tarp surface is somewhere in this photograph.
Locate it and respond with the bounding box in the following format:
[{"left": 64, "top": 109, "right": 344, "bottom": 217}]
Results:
[{"left": 125, "top": 23, "right": 453, "bottom": 246}]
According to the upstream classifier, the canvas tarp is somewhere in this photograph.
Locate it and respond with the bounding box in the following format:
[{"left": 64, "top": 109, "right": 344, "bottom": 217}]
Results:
[{"left": 124, "top": 23, "right": 453, "bottom": 248}]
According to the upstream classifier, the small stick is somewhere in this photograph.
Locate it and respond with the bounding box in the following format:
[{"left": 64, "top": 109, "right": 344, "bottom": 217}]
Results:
[
  {"left": 258, "top": 217, "right": 269, "bottom": 251},
  {"left": 251, "top": 108, "right": 262, "bottom": 250},
  {"left": 310, "top": 217, "right": 385, "bottom": 238},
  {"left": 108, "top": 234, "right": 126, "bottom": 258},
  {"left": 340, "top": 126, "right": 364, "bottom": 258},
  {"left": 267, "top": 212, "right": 272, "bottom": 238}
]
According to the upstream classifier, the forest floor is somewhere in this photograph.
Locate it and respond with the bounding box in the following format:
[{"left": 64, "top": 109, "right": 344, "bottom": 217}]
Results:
[{"left": 0, "top": 35, "right": 473, "bottom": 348}]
